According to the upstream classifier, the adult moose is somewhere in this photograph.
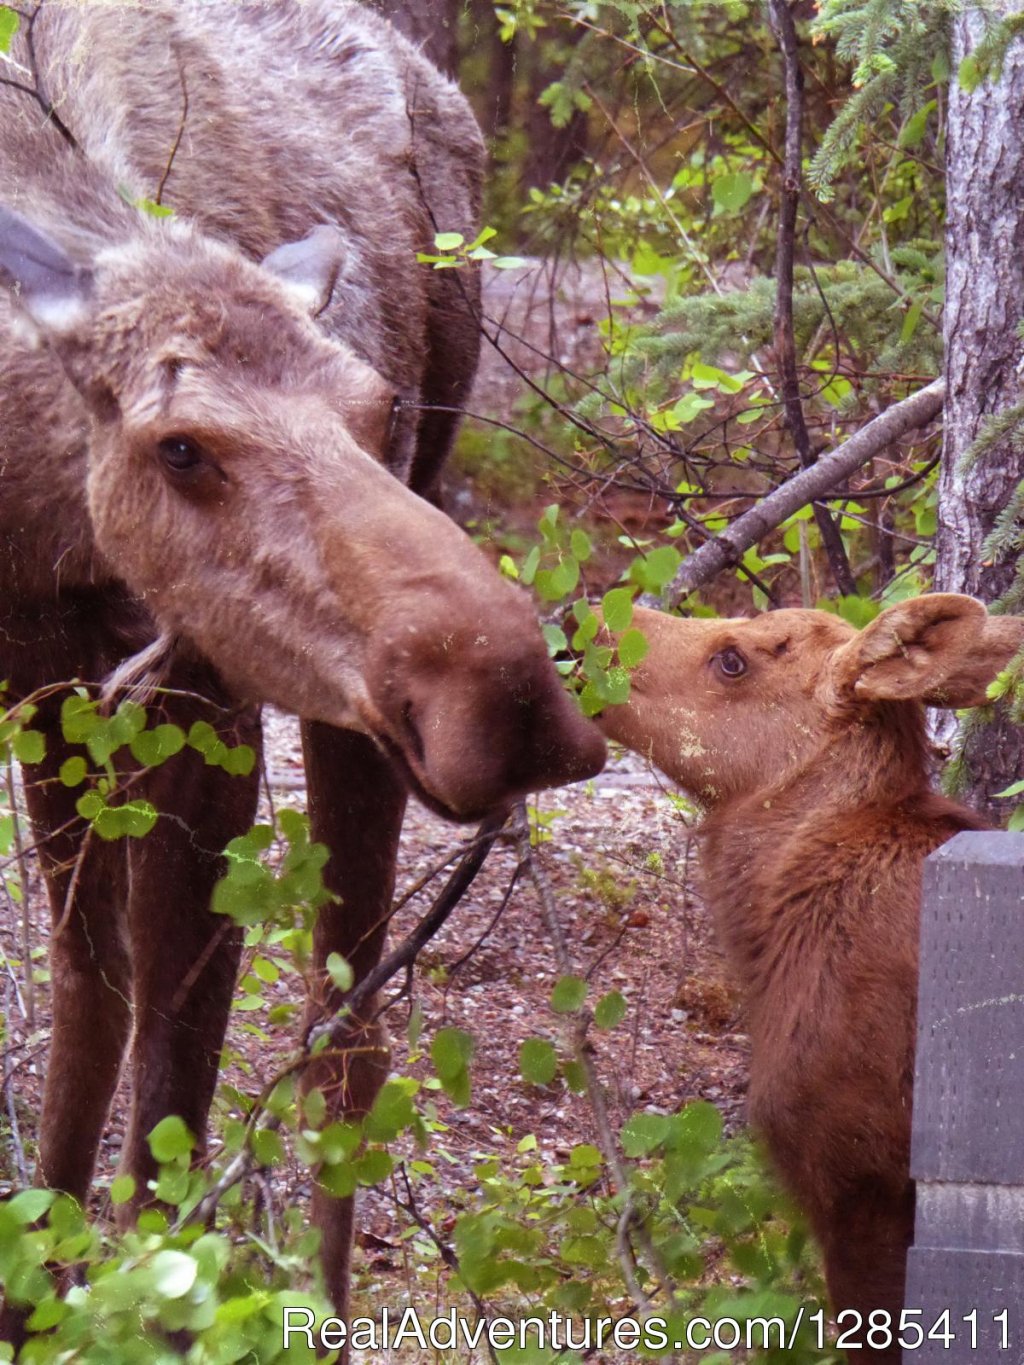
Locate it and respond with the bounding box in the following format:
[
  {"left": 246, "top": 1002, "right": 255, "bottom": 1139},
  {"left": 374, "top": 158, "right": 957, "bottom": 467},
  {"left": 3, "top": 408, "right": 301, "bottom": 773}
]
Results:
[
  {"left": 599, "top": 595, "right": 1024, "bottom": 1362},
  {"left": 0, "top": 0, "right": 605, "bottom": 1336}
]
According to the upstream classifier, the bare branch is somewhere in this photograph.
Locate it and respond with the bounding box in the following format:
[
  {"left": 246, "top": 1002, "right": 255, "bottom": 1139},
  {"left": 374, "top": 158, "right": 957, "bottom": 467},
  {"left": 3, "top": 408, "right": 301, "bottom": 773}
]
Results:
[{"left": 659, "top": 378, "right": 945, "bottom": 605}]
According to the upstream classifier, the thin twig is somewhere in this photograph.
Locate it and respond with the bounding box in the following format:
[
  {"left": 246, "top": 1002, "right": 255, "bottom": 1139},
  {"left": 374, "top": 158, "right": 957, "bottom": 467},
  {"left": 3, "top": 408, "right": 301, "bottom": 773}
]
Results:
[
  {"left": 769, "top": 0, "right": 855, "bottom": 597},
  {"left": 154, "top": 57, "right": 188, "bottom": 206},
  {"left": 4, "top": 759, "right": 35, "bottom": 1030},
  {"left": 2, "top": 973, "right": 29, "bottom": 1185}
]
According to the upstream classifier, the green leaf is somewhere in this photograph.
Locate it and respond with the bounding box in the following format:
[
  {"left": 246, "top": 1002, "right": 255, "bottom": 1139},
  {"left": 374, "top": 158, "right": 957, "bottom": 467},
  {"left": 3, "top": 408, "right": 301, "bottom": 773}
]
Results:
[
  {"left": 355, "top": 1148, "right": 394, "bottom": 1185},
  {"left": 520, "top": 545, "right": 540, "bottom": 586},
  {"left": 130, "top": 724, "right": 187, "bottom": 768},
  {"left": 900, "top": 100, "right": 935, "bottom": 149},
  {"left": 7, "top": 1189, "right": 56, "bottom": 1223},
  {"left": 519, "top": 1037, "right": 557, "bottom": 1085},
  {"left": 900, "top": 299, "right": 924, "bottom": 345},
  {"left": 12, "top": 729, "right": 45, "bottom": 765},
  {"left": 432, "top": 1026, "right": 474, "bottom": 1077},
  {"left": 667, "top": 1100, "right": 723, "bottom": 1155},
  {"left": 251, "top": 1127, "right": 285, "bottom": 1166},
  {"left": 326, "top": 952, "right": 353, "bottom": 993},
  {"left": 304, "top": 1088, "right": 327, "bottom": 1128},
  {"left": 109, "top": 1174, "right": 136, "bottom": 1206},
  {"left": 493, "top": 256, "right": 528, "bottom": 270},
  {"left": 712, "top": 170, "right": 755, "bottom": 213},
  {"left": 570, "top": 529, "right": 592, "bottom": 561},
  {"left": 136, "top": 198, "right": 174, "bottom": 219},
  {"left": 670, "top": 391, "right": 716, "bottom": 425},
  {"left": 147, "top": 1115, "right": 195, "bottom": 1163},
  {"left": 551, "top": 975, "right": 587, "bottom": 1014},
  {"left": 833, "top": 595, "right": 880, "bottom": 629},
  {"left": 0, "top": 7, "right": 19, "bottom": 53},
  {"left": 434, "top": 231, "right": 465, "bottom": 250},
  {"left": 365, "top": 1080, "right": 417, "bottom": 1143},
  {"left": 633, "top": 546, "right": 681, "bottom": 593},
  {"left": 151, "top": 1250, "right": 198, "bottom": 1299},
  {"left": 621, "top": 1111, "right": 670, "bottom": 1156},
  {"left": 542, "top": 623, "right": 568, "bottom": 657},
  {"left": 431, "top": 1026, "right": 473, "bottom": 1105},
  {"left": 994, "top": 778, "right": 1024, "bottom": 799},
  {"left": 691, "top": 361, "right": 745, "bottom": 394},
  {"left": 59, "top": 756, "right": 88, "bottom": 787},
  {"left": 562, "top": 1059, "right": 588, "bottom": 1092},
  {"left": 594, "top": 990, "right": 627, "bottom": 1030},
  {"left": 617, "top": 628, "right": 648, "bottom": 669},
  {"left": 91, "top": 799, "right": 159, "bottom": 841},
  {"left": 601, "top": 587, "right": 633, "bottom": 633}
]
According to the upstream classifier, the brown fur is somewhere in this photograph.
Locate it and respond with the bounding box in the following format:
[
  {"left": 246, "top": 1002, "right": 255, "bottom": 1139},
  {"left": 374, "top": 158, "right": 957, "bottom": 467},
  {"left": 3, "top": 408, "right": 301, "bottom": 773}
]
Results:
[
  {"left": 0, "top": 2, "right": 605, "bottom": 1342},
  {"left": 599, "top": 595, "right": 1024, "bottom": 1361}
]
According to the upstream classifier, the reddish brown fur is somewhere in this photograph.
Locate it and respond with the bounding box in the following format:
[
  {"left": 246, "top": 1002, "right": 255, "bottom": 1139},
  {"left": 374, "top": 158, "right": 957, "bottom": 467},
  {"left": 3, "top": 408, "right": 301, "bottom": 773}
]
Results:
[
  {"left": 0, "top": 3, "right": 605, "bottom": 1342},
  {"left": 600, "top": 596, "right": 1024, "bottom": 1361}
]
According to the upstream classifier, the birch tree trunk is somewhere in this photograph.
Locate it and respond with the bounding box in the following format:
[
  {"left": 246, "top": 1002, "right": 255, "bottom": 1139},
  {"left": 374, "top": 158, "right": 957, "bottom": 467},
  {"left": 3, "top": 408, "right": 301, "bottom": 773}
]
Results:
[{"left": 935, "top": 3, "right": 1024, "bottom": 813}]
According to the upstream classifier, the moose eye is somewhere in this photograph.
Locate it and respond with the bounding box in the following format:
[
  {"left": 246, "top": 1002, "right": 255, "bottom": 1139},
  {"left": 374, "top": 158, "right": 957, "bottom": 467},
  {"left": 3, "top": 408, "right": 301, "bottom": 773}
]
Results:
[
  {"left": 157, "top": 435, "right": 205, "bottom": 473},
  {"left": 715, "top": 647, "right": 748, "bottom": 679}
]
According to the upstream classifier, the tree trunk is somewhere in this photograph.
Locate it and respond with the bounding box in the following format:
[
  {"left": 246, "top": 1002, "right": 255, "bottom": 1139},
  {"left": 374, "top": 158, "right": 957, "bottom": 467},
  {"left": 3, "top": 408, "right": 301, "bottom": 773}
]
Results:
[{"left": 935, "top": 2, "right": 1024, "bottom": 815}]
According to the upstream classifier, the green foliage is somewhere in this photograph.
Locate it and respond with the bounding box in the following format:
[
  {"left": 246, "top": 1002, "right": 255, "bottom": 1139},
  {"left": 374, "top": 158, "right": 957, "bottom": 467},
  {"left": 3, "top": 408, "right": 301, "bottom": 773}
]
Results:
[
  {"left": 808, "top": 1, "right": 953, "bottom": 194},
  {"left": 0, "top": 5, "right": 18, "bottom": 52},
  {"left": 448, "top": 1101, "right": 837, "bottom": 1361},
  {"left": 417, "top": 226, "right": 526, "bottom": 271}
]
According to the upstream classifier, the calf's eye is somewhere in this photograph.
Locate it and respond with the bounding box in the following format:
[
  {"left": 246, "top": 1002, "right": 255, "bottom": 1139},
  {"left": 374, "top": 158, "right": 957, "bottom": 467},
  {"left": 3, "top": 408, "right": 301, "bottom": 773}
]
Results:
[{"left": 715, "top": 647, "right": 748, "bottom": 679}]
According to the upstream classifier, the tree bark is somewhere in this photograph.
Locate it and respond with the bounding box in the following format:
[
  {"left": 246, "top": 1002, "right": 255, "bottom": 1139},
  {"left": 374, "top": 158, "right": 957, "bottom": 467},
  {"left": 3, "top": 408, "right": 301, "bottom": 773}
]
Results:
[{"left": 935, "top": 2, "right": 1024, "bottom": 814}]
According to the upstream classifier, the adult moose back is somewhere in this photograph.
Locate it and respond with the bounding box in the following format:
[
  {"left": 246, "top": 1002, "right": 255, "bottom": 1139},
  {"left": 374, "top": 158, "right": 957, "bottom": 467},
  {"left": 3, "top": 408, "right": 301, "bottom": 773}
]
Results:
[{"left": 0, "top": 0, "right": 604, "bottom": 1335}]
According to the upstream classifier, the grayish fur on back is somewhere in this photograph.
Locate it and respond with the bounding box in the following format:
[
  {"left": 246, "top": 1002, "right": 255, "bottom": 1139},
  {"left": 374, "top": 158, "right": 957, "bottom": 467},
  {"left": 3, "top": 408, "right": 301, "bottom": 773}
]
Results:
[{"left": 0, "top": 0, "right": 484, "bottom": 600}]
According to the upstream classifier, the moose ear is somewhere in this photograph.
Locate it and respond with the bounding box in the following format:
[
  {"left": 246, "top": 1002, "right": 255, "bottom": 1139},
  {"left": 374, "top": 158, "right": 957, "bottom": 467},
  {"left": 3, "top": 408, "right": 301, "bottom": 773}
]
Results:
[
  {"left": 261, "top": 224, "right": 347, "bottom": 316},
  {"left": 833, "top": 594, "right": 1024, "bottom": 707},
  {"left": 0, "top": 205, "right": 94, "bottom": 336}
]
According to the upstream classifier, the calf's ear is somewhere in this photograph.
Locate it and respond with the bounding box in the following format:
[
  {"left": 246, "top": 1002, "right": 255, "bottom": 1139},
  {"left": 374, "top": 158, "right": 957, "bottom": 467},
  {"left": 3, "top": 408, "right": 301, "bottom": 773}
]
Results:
[{"left": 833, "top": 593, "right": 1024, "bottom": 707}]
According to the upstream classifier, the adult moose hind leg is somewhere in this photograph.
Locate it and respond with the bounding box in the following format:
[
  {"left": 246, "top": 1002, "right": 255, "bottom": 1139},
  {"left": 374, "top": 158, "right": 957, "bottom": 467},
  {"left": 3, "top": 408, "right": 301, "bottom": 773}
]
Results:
[
  {"left": 299, "top": 722, "right": 407, "bottom": 1323},
  {"left": 117, "top": 695, "right": 261, "bottom": 1211}
]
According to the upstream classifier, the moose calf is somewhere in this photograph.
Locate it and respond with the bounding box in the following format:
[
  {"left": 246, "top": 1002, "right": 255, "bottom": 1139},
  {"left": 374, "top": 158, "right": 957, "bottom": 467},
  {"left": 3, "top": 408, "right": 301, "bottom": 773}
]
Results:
[{"left": 600, "top": 593, "right": 1024, "bottom": 1361}]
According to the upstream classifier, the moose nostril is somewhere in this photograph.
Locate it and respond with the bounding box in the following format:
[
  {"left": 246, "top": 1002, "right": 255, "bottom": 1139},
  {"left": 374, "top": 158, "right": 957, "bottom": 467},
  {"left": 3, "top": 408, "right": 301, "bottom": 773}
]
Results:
[{"left": 401, "top": 699, "right": 425, "bottom": 764}]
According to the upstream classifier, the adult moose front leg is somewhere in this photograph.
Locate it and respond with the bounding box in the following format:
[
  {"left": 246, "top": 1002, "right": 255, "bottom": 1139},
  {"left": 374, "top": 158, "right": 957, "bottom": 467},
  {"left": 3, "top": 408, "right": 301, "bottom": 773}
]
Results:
[
  {"left": 25, "top": 723, "right": 132, "bottom": 1206},
  {"left": 118, "top": 697, "right": 262, "bottom": 1212},
  {"left": 299, "top": 722, "right": 407, "bottom": 1322}
]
